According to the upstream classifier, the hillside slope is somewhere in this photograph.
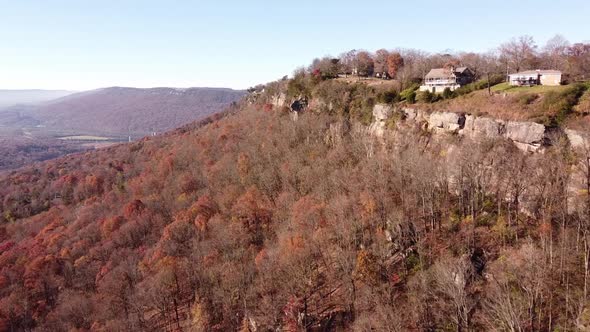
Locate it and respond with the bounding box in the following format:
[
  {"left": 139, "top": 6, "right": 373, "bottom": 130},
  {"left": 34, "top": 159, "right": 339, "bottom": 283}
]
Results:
[
  {"left": 0, "top": 135, "right": 85, "bottom": 172},
  {"left": 2, "top": 94, "right": 590, "bottom": 331},
  {"left": 1, "top": 87, "right": 245, "bottom": 136}
]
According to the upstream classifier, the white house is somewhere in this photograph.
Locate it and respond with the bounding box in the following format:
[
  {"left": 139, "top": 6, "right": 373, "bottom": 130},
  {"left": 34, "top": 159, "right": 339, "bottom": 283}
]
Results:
[
  {"left": 419, "top": 67, "right": 474, "bottom": 93},
  {"left": 508, "top": 70, "right": 562, "bottom": 86}
]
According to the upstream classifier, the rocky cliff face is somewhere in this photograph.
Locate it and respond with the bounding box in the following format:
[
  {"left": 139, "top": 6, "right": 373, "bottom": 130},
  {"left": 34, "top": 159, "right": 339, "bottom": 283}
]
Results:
[
  {"left": 270, "top": 92, "right": 287, "bottom": 108},
  {"left": 368, "top": 103, "right": 590, "bottom": 214},
  {"left": 368, "top": 104, "right": 393, "bottom": 137},
  {"left": 428, "top": 112, "right": 465, "bottom": 133},
  {"left": 368, "top": 104, "right": 582, "bottom": 153}
]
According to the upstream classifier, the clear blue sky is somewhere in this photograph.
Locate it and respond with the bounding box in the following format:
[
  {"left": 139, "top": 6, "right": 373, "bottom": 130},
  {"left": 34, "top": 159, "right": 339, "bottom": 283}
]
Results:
[{"left": 1, "top": 0, "right": 588, "bottom": 91}]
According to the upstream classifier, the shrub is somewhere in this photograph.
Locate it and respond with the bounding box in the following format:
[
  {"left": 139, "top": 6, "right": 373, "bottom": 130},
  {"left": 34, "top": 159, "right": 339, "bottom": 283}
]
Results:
[
  {"left": 406, "top": 91, "right": 416, "bottom": 104},
  {"left": 416, "top": 90, "right": 436, "bottom": 103},
  {"left": 377, "top": 90, "right": 399, "bottom": 104},
  {"left": 287, "top": 71, "right": 313, "bottom": 99},
  {"left": 385, "top": 111, "right": 404, "bottom": 129},
  {"left": 353, "top": 99, "right": 375, "bottom": 125},
  {"left": 404, "top": 250, "right": 421, "bottom": 272},
  {"left": 312, "top": 80, "right": 352, "bottom": 114},
  {"left": 442, "top": 87, "right": 455, "bottom": 99},
  {"left": 516, "top": 93, "right": 539, "bottom": 106},
  {"left": 449, "top": 211, "right": 461, "bottom": 232},
  {"left": 475, "top": 74, "right": 504, "bottom": 90},
  {"left": 542, "top": 83, "right": 589, "bottom": 125},
  {"left": 454, "top": 74, "right": 505, "bottom": 97},
  {"left": 475, "top": 212, "right": 494, "bottom": 227},
  {"left": 263, "top": 81, "right": 283, "bottom": 98},
  {"left": 454, "top": 85, "right": 473, "bottom": 96},
  {"left": 400, "top": 83, "right": 419, "bottom": 101},
  {"left": 491, "top": 216, "right": 516, "bottom": 244},
  {"left": 348, "top": 84, "right": 377, "bottom": 125},
  {"left": 574, "top": 89, "right": 590, "bottom": 114}
]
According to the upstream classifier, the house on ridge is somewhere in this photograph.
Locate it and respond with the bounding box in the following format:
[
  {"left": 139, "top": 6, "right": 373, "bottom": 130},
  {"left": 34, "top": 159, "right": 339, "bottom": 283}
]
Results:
[
  {"left": 508, "top": 69, "right": 562, "bottom": 86},
  {"left": 419, "top": 67, "right": 474, "bottom": 93}
]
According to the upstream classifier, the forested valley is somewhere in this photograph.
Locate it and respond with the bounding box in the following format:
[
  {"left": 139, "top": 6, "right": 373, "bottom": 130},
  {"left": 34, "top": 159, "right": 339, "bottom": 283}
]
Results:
[{"left": 1, "top": 91, "right": 590, "bottom": 331}]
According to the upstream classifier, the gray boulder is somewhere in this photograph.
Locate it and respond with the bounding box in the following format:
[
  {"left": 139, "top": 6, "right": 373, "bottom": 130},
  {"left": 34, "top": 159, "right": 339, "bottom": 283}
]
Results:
[
  {"left": 428, "top": 112, "right": 465, "bottom": 132},
  {"left": 402, "top": 107, "right": 428, "bottom": 121},
  {"left": 373, "top": 104, "right": 393, "bottom": 121},
  {"left": 461, "top": 116, "right": 504, "bottom": 139},
  {"left": 503, "top": 121, "right": 546, "bottom": 152},
  {"left": 505, "top": 121, "right": 545, "bottom": 145}
]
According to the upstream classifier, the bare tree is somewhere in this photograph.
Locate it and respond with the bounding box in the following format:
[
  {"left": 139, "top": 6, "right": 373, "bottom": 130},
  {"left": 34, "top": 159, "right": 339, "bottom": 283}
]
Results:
[
  {"left": 338, "top": 49, "right": 358, "bottom": 76},
  {"left": 499, "top": 35, "right": 538, "bottom": 73},
  {"left": 483, "top": 243, "right": 549, "bottom": 332},
  {"left": 542, "top": 34, "right": 570, "bottom": 70},
  {"left": 431, "top": 256, "right": 476, "bottom": 332},
  {"left": 458, "top": 51, "right": 502, "bottom": 79}
]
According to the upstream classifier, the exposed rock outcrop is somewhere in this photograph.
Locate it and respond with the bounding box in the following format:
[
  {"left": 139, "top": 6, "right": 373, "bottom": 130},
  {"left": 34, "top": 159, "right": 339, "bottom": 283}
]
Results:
[
  {"left": 428, "top": 112, "right": 465, "bottom": 133},
  {"left": 460, "top": 116, "right": 505, "bottom": 139},
  {"left": 325, "top": 120, "right": 350, "bottom": 146},
  {"left": 270, "top": 93, "right": 287, "bottom": 108},
  {"left": 401, "top": 108, "right": 428, "bottom": 122},
  {"left": 348, "top": 103, "right": 590, "bottom": 156},
  {"left": 504, "top": 121, "right": 546, "bottom": 152},
  {"left": 373, "top": 104, "right": 394, "bottom": 121},
  {"left": 401, "top": 106, "right": 547, "bottom": 152},
  {"left": 309, "top": 98, "right": 334, "bottom": 112},
  {"left": 565, "top": 129, "right": 590, "bottom": 213},
  {"left": 353, "top": 102, "right": 590, "bottom": 218},
  {"left": 369, "top": 104, "right": 393, "bottom": 137}
]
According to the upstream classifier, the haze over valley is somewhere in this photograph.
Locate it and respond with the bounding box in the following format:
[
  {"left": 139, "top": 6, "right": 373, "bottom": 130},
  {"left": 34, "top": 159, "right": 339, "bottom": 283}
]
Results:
[
  {"left": 0, "top": 90, "right": 75, "bottom": 109},
  {"left": 0, "top": 87, "right": 244, "bottom": 171}
]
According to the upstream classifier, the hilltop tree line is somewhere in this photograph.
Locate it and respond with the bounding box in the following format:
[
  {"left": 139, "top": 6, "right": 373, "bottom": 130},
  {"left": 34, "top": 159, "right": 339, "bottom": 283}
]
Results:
[{"left": 298, "top": 35, "right": 590, "bottom": 85}]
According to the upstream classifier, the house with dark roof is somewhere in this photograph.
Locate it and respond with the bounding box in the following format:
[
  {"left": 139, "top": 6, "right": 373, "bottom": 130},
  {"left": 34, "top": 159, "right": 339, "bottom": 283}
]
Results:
[
  {"left": 508, "top": 70, "right": 562, "bottom": 86},
  {"left": 419, "top": 67, "right": 474, "bottom": 93}
]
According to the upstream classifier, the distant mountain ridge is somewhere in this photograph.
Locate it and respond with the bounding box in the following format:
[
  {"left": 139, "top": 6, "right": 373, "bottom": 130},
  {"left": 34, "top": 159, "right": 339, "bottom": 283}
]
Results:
[
  {"left": 0, "top": 86, "right": 246, "bottom": 136},
  {"left": 0, "top": 89, "right": 75, "bottom": 109}
]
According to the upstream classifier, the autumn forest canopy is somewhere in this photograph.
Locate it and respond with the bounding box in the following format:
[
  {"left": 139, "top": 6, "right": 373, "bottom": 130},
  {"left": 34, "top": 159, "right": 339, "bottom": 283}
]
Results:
[{"left": 2, "top": 34, "right": 590, "bottom": 332}]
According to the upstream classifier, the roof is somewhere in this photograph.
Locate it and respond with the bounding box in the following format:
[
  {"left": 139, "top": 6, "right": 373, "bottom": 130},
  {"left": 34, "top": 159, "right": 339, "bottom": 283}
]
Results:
[
  {"left": 425, "top": 67, "right": 472, "bottom": 79},
  {"left": 509, "top": 69, "right": 562, "bottom": 76},
  {"left": 425, "top": 68, "right": 455, "bottom": 79}
]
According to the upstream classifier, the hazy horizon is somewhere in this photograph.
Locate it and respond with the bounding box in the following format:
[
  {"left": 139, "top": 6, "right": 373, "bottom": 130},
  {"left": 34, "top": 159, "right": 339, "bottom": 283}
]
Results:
[{"left": 2, "top": 0, "right": 589, "bottom": 90}]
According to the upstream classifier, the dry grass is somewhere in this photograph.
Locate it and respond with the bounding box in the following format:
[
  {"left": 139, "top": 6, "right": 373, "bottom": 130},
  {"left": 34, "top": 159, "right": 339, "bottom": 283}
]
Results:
[
  {"left": 335, "top": 76, "right": 401, "bottom": 89},
  {"left": 413, "top": 90, "right": 540, "bottom": 121},
  {"left": 491, "top": 82, "right": 569, "bottom": 94},
  {"left": 573, "top": 89, "right": 590, "bottom": 115},
  {"left": 565, "top": 90, "right": 590, "bottom": 130}
]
